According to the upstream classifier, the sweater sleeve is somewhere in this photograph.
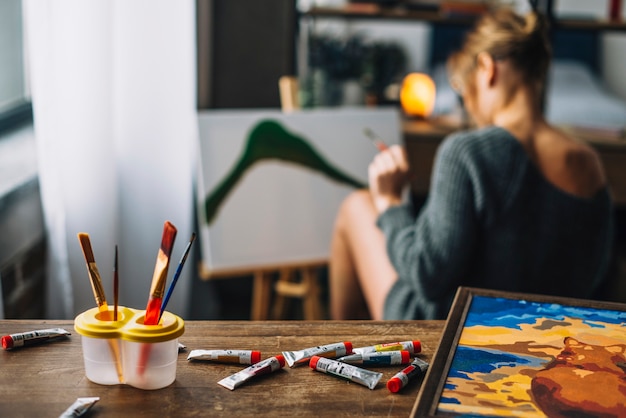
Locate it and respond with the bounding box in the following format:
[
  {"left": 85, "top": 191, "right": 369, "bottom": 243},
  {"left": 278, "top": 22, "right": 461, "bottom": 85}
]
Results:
[{"left": 377, "top": 132, "right": 482, "bottom": 318}]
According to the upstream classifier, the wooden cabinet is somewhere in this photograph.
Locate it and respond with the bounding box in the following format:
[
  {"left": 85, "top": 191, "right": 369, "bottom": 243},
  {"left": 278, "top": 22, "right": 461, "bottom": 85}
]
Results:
[{"left": 403, "top": 118, "right": 626, "bottom": 207}]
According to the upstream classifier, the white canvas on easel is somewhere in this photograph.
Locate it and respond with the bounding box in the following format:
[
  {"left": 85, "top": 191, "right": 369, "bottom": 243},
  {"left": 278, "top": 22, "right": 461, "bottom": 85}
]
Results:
[{"left": 196, "top": 107, "right": 401, "bottom": 276}]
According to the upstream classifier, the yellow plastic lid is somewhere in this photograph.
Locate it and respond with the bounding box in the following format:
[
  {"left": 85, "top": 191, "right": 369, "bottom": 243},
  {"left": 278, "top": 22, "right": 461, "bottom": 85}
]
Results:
[
  {"left": 74, "top": 306, "right": 185, "bottom": 343},
  {"left": 122, "top": 310, "right": 185, "bottom": 343}
]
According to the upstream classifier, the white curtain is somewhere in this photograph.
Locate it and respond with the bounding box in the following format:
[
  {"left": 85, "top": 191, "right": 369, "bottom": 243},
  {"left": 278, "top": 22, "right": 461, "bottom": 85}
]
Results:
[{"left": 25, "top": 0, "right": 197, "bottom": 319}]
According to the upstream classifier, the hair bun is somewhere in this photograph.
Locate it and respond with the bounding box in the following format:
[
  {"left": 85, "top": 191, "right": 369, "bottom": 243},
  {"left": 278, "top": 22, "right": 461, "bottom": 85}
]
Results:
[
  {"left": 524, "top": 10, "right": 549, "bottom": 37},
  {"left": 524, "top": 11, "right": 537, "bottom": 34}
]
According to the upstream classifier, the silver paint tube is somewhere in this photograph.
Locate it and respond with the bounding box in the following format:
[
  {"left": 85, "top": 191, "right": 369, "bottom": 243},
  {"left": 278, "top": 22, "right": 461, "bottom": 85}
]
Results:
[
  {"left": 282, "top": 341, "right": 353, "bottom": 368},
  {"left": 58, "top": 397, "right": 99, "bottom": 418},
  {"left": 2, "top": 328, "right": 71, "bottom": 350},
  {"left": 352, "top": 340, "right": 421, "bottom": 355},
  {"left": 217, "top": 355, "right": 285, "bottom": 390},
  {"left": 386, "top": 357, "right": 429, "bottom": 393},
  {"left": 188, "top": 349, "right": 261, "bottom": 365},
  {"left": 309, "top": 356, "right": 383, "bottom": 390}
]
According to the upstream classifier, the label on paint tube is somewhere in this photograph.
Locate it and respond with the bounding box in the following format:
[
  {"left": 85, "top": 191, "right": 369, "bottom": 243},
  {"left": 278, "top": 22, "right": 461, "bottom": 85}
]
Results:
[
  {"left": 387, "top": 357, "right": 429, "bottom": 393},
  {"left": 310, "top": 356, "right": 382, "bottom": 390},
  {"left": 58, "top": 397, "right": 99, "bottom": 418},
  {"left": 188, "top": 349, "right": 261, "bottom": 365},
  {"left": 282, "top": 341, "right": 352, "bottom": 368},
  {"left": 2, "top": 328, "right": 71, "bottom": 350},
  {"left": 353, "top": 340, "right": 421, "bottom": 355},
  {"left": 217, "top": 355, "right": 285, "bottom": 390},
  {"left": 338, "top": 350, "right": 411, "bottom": 366}
]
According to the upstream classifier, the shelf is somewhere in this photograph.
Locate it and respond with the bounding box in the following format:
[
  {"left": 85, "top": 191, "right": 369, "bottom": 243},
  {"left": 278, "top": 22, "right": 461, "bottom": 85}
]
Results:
[
  {"left": 302, "top": 5, "right": 477, "bottom": 26},
  {"left": 302, "top": 5, "right": 626, "bottom": 32},
  {"left": 553, "top": 18, "right": 626, "bottom": 32},
  {"left": 403, "top": 117, "right": 626, "bottom": 146}
]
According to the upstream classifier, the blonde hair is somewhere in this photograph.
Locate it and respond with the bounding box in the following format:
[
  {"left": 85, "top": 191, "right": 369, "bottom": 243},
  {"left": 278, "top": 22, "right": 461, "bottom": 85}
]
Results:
[{"left": 447, "top": 8, "right": 551, "bottom": 105}]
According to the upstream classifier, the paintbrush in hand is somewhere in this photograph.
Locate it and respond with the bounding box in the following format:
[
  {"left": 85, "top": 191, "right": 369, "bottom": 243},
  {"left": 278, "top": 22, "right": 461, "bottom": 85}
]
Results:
[{"left": 363, "top": 127, "right": 389, "bottom": 152}]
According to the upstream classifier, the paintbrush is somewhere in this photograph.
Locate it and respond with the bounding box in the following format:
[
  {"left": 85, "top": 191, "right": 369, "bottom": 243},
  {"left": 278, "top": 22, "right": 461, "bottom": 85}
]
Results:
[
  {"left": 137, "top": 221, "right": 178, "bottom": 378},
  {"left": 78, "top": 233, "right": 111, "bottom": 320},
  {"left": 159, "top": 232, "right": 196, "bottom": 322},
  {"left": 77, "top": 233, "right": 124, "bottom": 383},
  {"left": 363, "top": 127, "right": 389, "bottom": 152},
  {"left": 144, "top": 221, "right": 178, "bottom": 325},
  {"left": 113, "top": 245, "right": 119, "bottom": 321}
]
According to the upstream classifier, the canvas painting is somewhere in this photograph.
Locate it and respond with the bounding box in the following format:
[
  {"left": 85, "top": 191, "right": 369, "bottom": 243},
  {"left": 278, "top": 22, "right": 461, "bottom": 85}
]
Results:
[
  {"left": 196, "top": 108, "right": 401, "bottom": 274},
  {"left": 413, "top": 287, "right": 626, "bottom": 417}
]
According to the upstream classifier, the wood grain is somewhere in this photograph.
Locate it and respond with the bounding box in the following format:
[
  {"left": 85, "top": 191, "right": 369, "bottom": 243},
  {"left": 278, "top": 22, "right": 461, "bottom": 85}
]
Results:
[{"left": 0, "top": 320, "right": 443, "bottom": 417}]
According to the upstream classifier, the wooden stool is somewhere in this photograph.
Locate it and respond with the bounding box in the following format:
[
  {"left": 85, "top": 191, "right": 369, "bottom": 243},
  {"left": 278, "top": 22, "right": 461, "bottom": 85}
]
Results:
[
  {"left": 200, "top": 259, "right": 327, "bottom": 320},
  {"left": 251, "top": 261, "right": 326, "bottom": 320}
]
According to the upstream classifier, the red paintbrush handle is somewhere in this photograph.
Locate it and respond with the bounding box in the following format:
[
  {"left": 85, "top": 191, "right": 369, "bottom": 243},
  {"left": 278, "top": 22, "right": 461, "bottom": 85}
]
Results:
[
  {"left": 137, "top": 297, "right": 161, "bottom": 377},
  {"left": 137, "top": 342, "right": 151, "bottom": 377},
  {"left": 144, "top": 297, "right": 162, "bottom": 325}
]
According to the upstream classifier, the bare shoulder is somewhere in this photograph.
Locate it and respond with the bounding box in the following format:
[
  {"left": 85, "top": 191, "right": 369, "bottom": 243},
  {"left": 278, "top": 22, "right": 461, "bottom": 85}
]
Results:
[{"left": 535, "top": 127, "right": 607, "bottom": 198}]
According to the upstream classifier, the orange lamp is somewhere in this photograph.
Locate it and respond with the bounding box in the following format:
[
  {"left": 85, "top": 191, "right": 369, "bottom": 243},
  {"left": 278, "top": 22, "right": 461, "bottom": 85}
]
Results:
[{"left": 400, "top": 73, "right": 436, "bottom": 118}]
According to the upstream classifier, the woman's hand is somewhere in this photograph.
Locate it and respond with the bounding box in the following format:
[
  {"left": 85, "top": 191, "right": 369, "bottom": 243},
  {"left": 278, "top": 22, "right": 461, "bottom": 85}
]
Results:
[{"left": 368, "top": 144, "right": 410, "bottom": 214}]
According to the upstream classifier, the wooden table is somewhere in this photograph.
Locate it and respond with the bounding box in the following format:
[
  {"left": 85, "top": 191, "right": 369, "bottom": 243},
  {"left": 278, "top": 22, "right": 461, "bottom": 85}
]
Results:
[{"left": 0, "top": 320, "right": 444, "bottom": 417}]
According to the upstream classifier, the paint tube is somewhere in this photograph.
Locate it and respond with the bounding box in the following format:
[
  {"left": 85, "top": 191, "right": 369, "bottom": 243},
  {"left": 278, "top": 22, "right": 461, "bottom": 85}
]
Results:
[
  {"left": 387, "top": 357, "right": 429, "bottom": 393},
  {"left": 217, "top": 355, "right": 285, "bottom": 390},
  {"left": 338, "top": 350, "right": 411, "bottom": 366},
  {"left": 178, "top": 342, "right": 186, "bottom": 352},
  {"left": 282, "top": 341, "right": 352, "bottom": 368},
  {"left": 353, "top": 340, "right": 421, "bottom": 355},
  {"left": 58, "top": 397, "right": 99, "bottom": 418},
  {"left": 1, "top": 328, "right": 71, "bottom": 350},
  {"left": 188, "top": 349, "right": 261, "bottom": 365},
  {"left": 309, "top": 356, "right": 382, "bottom": 390}
]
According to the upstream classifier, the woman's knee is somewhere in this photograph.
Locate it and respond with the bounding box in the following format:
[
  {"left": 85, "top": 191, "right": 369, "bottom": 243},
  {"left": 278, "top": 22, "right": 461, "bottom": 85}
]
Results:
[{"left": 337, "top": 190, "right": 375, "bottom": 224}]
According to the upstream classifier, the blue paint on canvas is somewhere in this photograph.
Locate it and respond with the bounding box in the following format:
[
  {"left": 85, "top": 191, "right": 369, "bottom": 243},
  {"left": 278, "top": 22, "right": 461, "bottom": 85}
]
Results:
[
  {"left": 436, "top": 295, "right": 626, "bottom": 416},
  {"left": 464, "top": 296, "right": 626, "bottom": 330}
]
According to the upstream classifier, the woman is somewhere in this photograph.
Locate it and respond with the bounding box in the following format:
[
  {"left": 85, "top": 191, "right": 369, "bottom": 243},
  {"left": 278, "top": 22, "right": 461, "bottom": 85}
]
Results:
[{"left": 329, "top": 8, "right": 614, "bottom": 320}]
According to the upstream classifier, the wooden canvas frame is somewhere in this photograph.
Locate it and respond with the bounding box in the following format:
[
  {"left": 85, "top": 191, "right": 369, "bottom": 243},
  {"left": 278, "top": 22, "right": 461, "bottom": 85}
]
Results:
[{"left": 412, "top": 287, "right": 626, "bottom": 417}]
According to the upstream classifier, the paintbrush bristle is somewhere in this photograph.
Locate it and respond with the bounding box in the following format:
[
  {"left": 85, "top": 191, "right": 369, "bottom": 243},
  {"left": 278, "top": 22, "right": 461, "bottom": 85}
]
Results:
[
  {"left": 160, "top": 221, "right": 178, "bottom": 257},
  {"left": 78, "top": 232, "right": 95, "bottom": 263}
]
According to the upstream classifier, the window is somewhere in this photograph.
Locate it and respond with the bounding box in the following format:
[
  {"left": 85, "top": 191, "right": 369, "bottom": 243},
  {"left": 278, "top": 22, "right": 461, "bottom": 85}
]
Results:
[{"left": 0, "top": 0, "right": 31, "bottom": 135}]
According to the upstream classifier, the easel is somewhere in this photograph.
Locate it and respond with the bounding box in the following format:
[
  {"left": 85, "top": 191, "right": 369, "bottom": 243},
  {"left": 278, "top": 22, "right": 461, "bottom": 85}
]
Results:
[
  {"left": 199, "top": 258, "right": 327, "bottom": 320},
  {"left": 195, "top": 108, "right": 401, "bottom": 321}
]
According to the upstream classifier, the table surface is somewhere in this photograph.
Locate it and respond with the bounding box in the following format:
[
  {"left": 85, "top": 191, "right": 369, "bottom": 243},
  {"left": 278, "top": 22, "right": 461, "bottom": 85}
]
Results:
[{"left": 0, "top": 319, "right": 444, "bottom": 417}]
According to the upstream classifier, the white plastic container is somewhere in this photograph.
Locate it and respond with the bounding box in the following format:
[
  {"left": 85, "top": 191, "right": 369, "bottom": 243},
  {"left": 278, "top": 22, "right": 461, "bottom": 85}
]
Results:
[{"left": 74, "top": 306, "right": 185, "bottom": 390}]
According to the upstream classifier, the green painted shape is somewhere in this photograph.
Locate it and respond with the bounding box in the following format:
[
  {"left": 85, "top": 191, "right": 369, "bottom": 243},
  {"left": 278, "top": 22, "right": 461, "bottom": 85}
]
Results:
[{"left": 204, "top": 119, "right": 366, "bottom": 225}]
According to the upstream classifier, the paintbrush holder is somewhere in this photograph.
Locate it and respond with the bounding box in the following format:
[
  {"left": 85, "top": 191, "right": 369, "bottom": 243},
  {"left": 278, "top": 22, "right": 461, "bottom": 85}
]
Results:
[{"left": 74, "top": 306, "right": 185, "bottom": 390}]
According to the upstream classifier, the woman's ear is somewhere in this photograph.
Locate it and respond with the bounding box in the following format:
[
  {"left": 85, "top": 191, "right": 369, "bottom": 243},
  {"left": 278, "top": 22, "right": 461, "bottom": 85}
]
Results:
[{"left": 476, "top": 52, "right": 497, "bottom": 87}]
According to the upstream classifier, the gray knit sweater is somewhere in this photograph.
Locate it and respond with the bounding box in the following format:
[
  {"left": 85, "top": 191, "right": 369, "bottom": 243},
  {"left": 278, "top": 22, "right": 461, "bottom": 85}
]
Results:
[{"left": 378, "top": 126, "right": 614, "bottom": 320}]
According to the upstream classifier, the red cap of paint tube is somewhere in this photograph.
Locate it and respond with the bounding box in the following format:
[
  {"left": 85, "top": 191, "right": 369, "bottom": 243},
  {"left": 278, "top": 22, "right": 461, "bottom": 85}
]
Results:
[
  {"left": 251, "top": 351, "right": 262, "bottom": 364},
  {"left": 1, "top": 335, "right": 14, "bottom": 350},
  {"left": 411, "top": 340, "right": 421, "bottom": 354},
  {"left": 344, "top": 341, "right": 353, "bottom": 355},
  {"left": 274, "top": 354, "right": 286, "bottom": 368},
  {"left": 387, "top": 376, "right": 404, "bottom": 393},
  {"left": 401, "top": 350, "right": 410, "bottom": 364},
  {"left": 309, "top": 355, "right": 321, "bottom": 369}
]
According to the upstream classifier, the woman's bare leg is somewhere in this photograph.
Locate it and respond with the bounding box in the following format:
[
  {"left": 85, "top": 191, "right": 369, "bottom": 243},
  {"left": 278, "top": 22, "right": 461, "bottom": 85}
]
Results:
[{"left": 329, "top": 190, "right": 398, "bottom": 320}]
